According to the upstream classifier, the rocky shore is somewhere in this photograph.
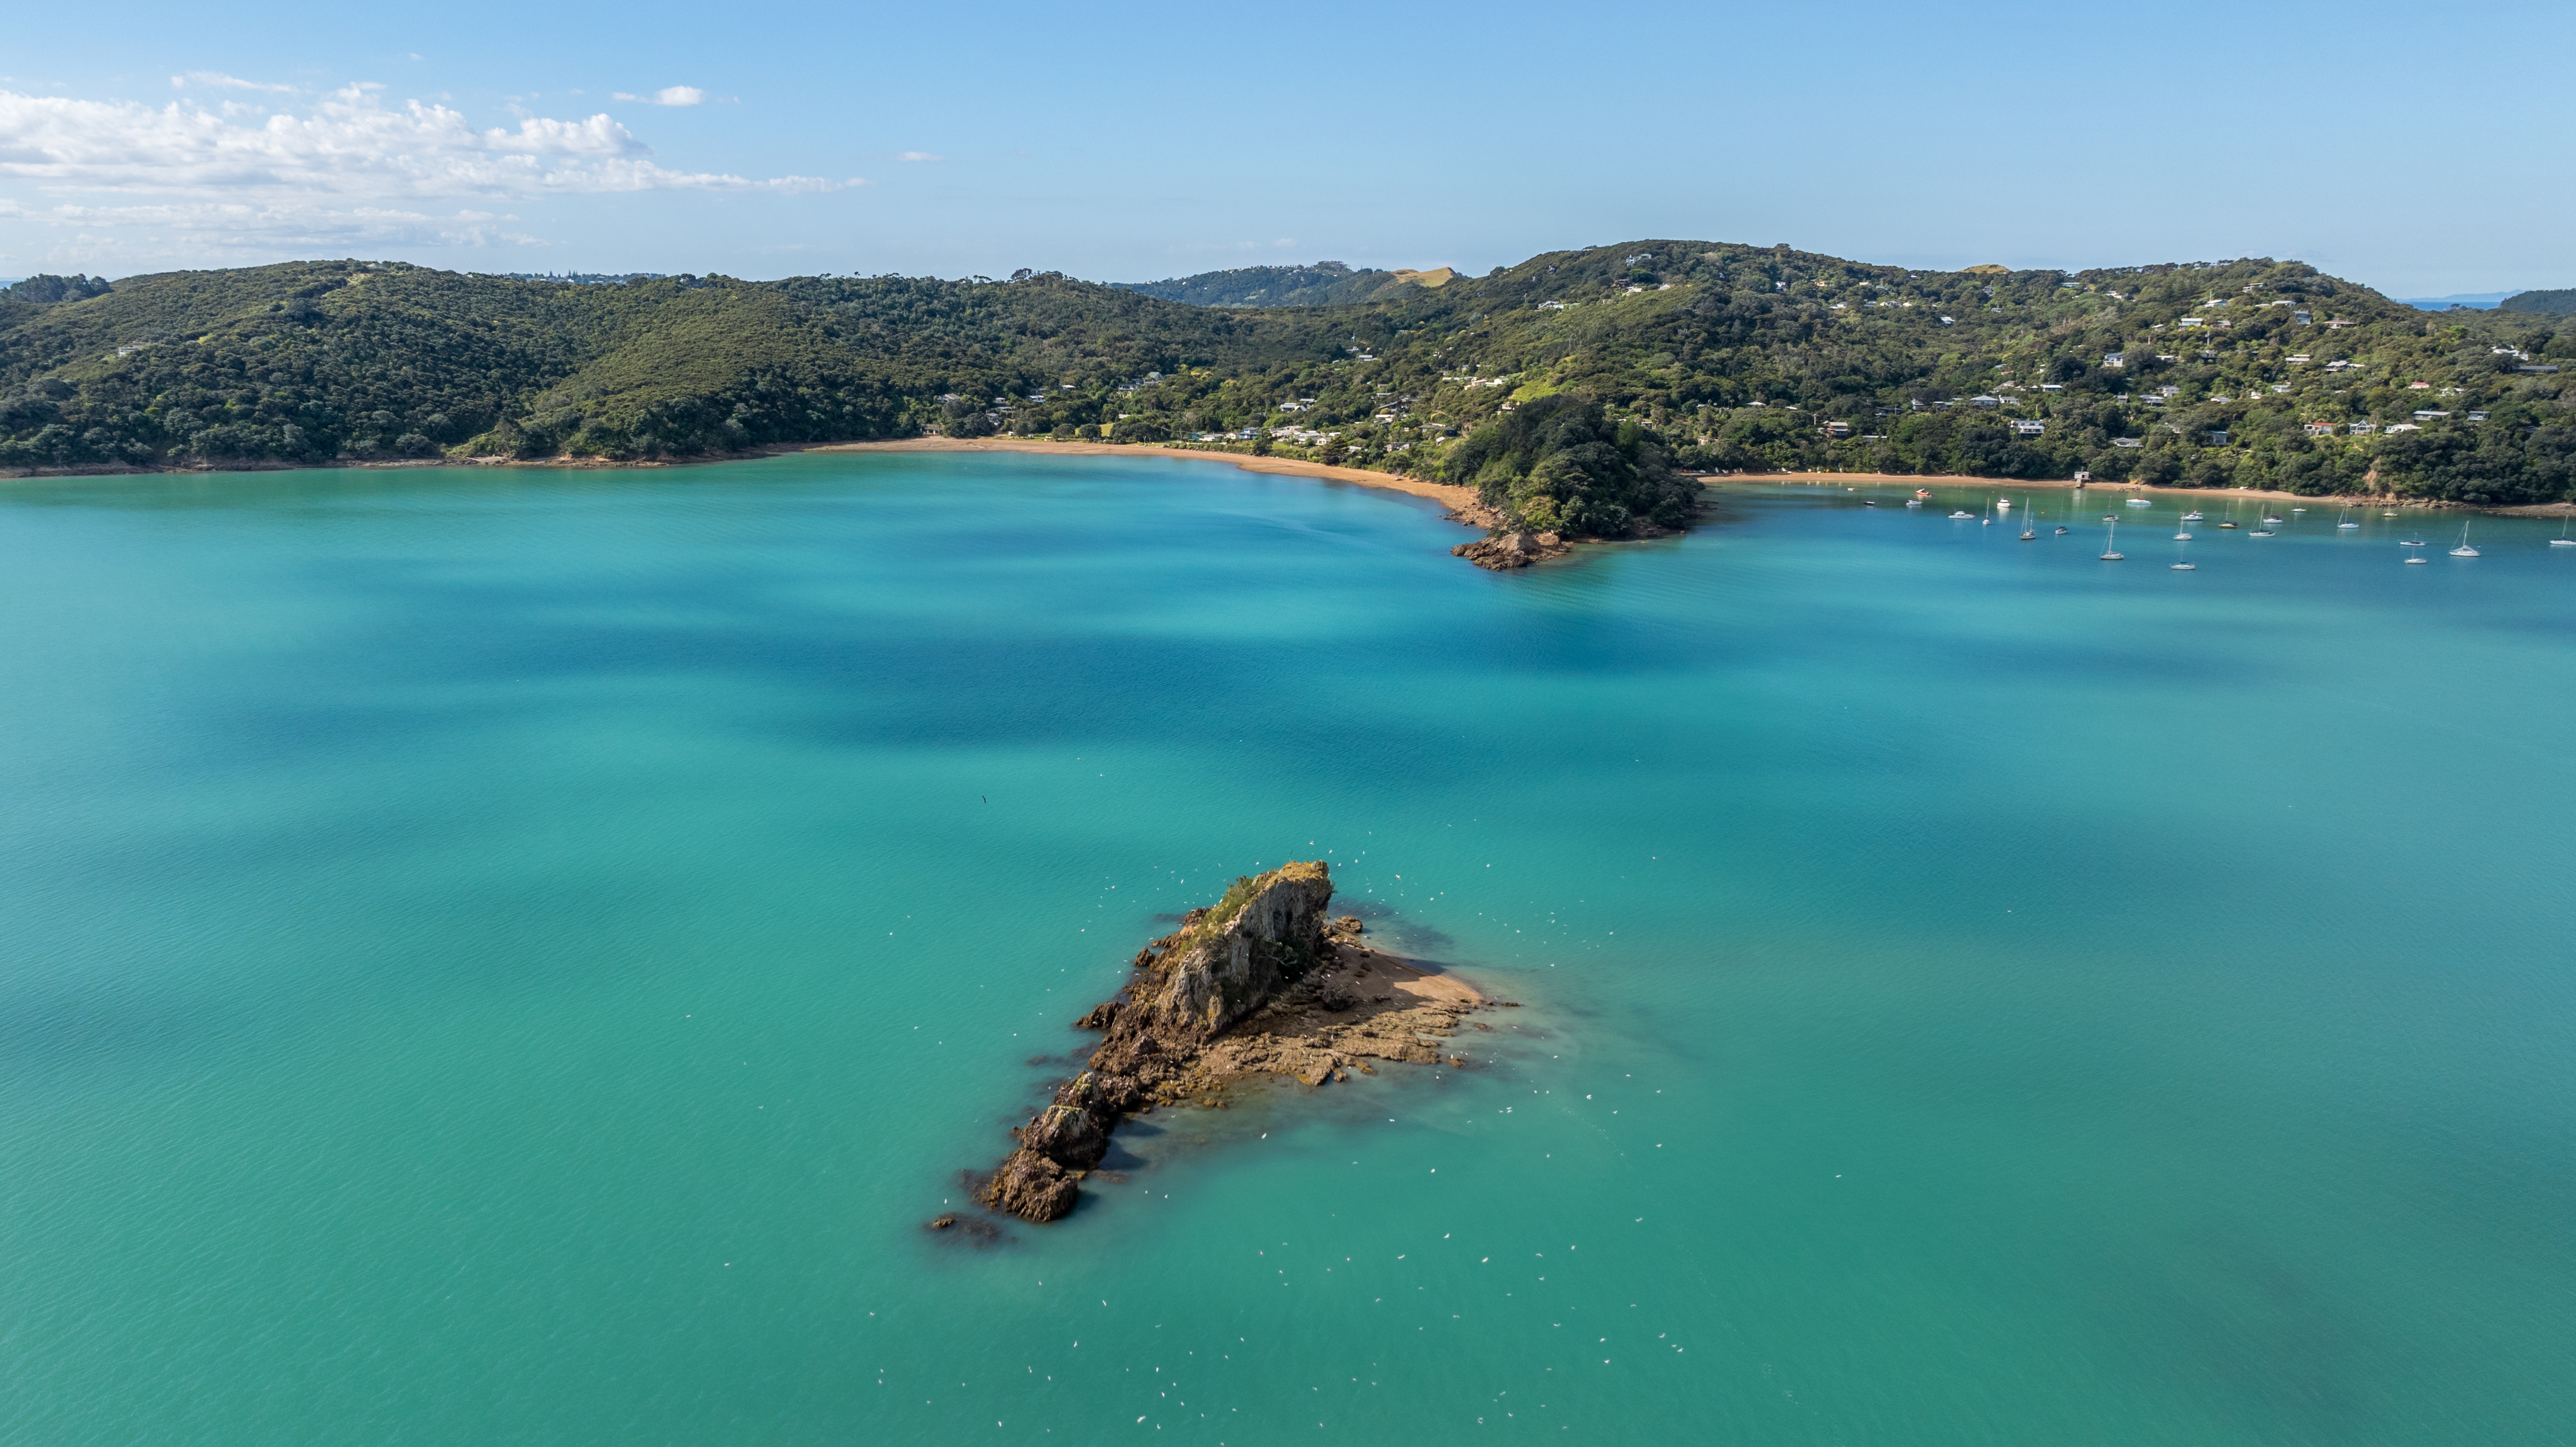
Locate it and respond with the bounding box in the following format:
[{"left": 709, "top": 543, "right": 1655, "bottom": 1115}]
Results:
[{"left": 973, "top": 861, "right": 1498, "bottom": 1224}]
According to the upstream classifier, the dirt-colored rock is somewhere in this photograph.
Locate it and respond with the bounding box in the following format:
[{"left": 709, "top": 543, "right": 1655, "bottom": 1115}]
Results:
[{"left": 974, "top": 861, "right": 1491, "bottom": 1224}]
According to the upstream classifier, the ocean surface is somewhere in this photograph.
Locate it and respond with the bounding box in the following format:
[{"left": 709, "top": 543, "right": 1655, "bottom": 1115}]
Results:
[{"left": 4, "top": 455, "right": 2571, "bottom": 1445}]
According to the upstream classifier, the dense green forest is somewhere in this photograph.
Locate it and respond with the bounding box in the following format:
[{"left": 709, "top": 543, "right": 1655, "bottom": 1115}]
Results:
[
  {"left": 4, "top": 241, "right": 2570, "bottom": 507},
  {"left": 2501, "top": 289, "right": 2576, "bottom": 317}
]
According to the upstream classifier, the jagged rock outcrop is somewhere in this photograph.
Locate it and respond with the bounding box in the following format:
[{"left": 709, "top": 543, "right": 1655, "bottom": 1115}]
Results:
[
  {"left": 973, "top": 861, "right": 1491, "bottom": 1224},
  {"left": 1452, "top": 530, "right": 1568, "bottom": 570}
]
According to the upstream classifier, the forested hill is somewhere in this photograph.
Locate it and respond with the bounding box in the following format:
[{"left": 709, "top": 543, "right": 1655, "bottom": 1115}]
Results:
[
  {"left": 1112, "top": 262, "right": 1452, "bottom": 308},
  {"left": 3, "top": 243, "right": 2569, "bottom": 504},
  {"left": 2501, "top": 289, "right": 2576, "bottom": 317}
]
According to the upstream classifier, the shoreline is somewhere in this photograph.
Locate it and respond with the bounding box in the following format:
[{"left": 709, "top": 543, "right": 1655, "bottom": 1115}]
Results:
[
  {"left": 1723, "top": 471, "right": 2463, "bottom": 508},
  {"left": 806, "top": 436, "right": 1482, "bottom": 512},
  {"left": 19, "top": 447, "right": 2569, "bottom": 521}
]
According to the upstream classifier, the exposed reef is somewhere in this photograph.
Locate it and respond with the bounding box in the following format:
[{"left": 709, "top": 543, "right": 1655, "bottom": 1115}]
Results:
[{"left": 976, "top": 861, "right": 1496, "bottom": 1223}]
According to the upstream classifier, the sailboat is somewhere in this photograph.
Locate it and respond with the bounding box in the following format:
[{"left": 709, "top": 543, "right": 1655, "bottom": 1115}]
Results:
[
  {"left": 2450, "top": 523, "right": 2479, "bottom": 558},
  {"left": 2405, "top": 541, "right": 2427, "bottom": 565},
  {"left": 2020, "top": 498, "right": 2037, "bottom": 541},
  {"left": 2336, "top": 507, "right": 2360, "bottom": 531},
  {"left": 2554, "top": 512, "right": 2575, "bottom": 547},
  {"left": 2101, "top": 518, "right": 2125, "bottom": 561},
  {"left": 2182, "top": 509, "right": 2205, "bottom": 521}
]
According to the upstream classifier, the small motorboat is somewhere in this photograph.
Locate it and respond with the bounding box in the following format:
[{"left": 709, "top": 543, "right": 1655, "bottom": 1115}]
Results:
[
  {"left": 2250, "top": 528, "right": 2277, "bottom": 537},
  {"left": 2054, "top": 526, "right": 2069, "bottom": 535},
  {"left": 2405, "top": 556, "right": 2427, "bottom": 565},
  {"left": 1997, "top": 498, "right": 2014, "bottom": 511},
  {"left": 2125, "top": 498, "right": 2153, "bottom": 508},
  {"left": 2291, "top": 507, "right": 2307, "bottom": 513},
  {"left": 1914, "top": 488, "right": 1933, "bottom": 499},
  {"left": 2218, "top": 521, "right": 2239, "bottom": 529},
  {"left": 2171, "top": 562, "right": 2196, "bottom": 570},
  {"left": 2399, "top": 539, "right": 2427, "bottom": 547},
  {"left": 2182, "top": 510, "right": 2205, "bottom": 521},
  {"left": 1863, "top": 499, "right": 1879, "bottom": 507},
  {"left": 1906, "top": 498, "right": 1924, "bottom": 508},
  {"left": 2174, "top": 531, "right": 2194, "bottom": 541},
  {"left": 1950, "top": 510, "right": 1975, "bottom": 518},
  {"left": 2262, "top": 514, "right": 2284, "bottom": 524}
]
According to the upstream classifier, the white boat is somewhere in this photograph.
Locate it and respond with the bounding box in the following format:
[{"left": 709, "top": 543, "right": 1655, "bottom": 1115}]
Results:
[
  {"left": 1906, "top": 499, "right": 1924, "bottom": 508},
  {"left": 1950, "top": 510, "right": 1975, "bottom": 518},
  {"left": 2450, "top": 523, "right": 2479, "bottom": 557},
  {"left": 2174, "top": 531, "right": 2194, "bottom": 541},
  {"left": 2172, "top": 561, "right": 2196, "bottom": 570},
  {"left": 2182, "top": 510, "right": 2205, "bottom": 521},
  {"left": 1997, "top": 498, "right": 2013, "bottom": 511},
  {"left": 2219, "top": 520, "right": 2239, "bottom": 529},
  {"left": 2554, "top": 513, "right": 2574, "bottom": 547},
  {"left": 2101, "top": 519, "right": 2124, "bottom": 560},
  {"left": 2336, "top": 507, "right": 2360, "bottom": 530},
  {"left": 2251, "top": 528, "right": 2277, "bottom": 537},
  {"left": 2125, "top": 497, "right": 2153, "bottom": 507},
  {"left": 2262, "top": 513, "right": 2284, "bottom": 524}
]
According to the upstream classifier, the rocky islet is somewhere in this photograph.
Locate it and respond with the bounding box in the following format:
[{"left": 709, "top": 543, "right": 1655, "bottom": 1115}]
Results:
[{"left": 975, "top": 861, "right": 1499, "bottom": 1223}]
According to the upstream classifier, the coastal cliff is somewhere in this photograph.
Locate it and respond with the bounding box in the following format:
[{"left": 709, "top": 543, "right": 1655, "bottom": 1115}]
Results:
[{"left": 974, "top": 861, "right": 1494, "bottom": 1223}]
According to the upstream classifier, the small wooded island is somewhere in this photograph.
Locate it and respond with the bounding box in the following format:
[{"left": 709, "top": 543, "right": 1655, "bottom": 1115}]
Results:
[{"left": 972, "top": 861, "right": 1496, "bottom": 1224}]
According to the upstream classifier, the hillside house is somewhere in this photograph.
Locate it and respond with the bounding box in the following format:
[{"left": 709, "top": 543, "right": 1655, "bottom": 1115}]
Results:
[
  {"left": 2011, "top": 419, "right": 2045, "bottom": 437},
  {"left": 2304, "top": 422, "right": 2336, "bottom": 436},
  {"left": 2348, "top": 422, "right": 2377, "bottom": 435},
  {"left": 2112, "top": 437, "right": 2144, "bottom": 448},
  {"left": 2412, "top": 409, "right": 2450, "bottom": 421}
]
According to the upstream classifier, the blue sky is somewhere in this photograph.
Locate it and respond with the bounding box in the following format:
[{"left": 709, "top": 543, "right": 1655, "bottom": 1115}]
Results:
[{"left": 3, "top": 0, "right": 2567, "bottom": 295}]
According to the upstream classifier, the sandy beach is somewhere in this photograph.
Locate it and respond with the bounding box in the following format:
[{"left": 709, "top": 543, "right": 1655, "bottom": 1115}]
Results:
[{"left": 811, "top": 436, "right": 1482, "bottom": 512}]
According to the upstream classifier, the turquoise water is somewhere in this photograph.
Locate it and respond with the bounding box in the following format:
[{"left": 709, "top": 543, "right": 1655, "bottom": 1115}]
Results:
[{"left": 4, "top": 456, "right": 2572, "bottom": 1445}]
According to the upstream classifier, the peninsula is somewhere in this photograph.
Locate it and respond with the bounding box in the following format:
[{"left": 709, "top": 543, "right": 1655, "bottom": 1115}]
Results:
[{"left": 975, "top": 861, "right": 1493, "bottom": 1224}]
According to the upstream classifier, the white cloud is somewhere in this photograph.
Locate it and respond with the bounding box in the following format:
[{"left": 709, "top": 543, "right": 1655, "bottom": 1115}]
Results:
[
  {"left": 0, "top": 85, "right": 850, "bottom": 204},
  {"left": 612, "top": 86, "right": 705, "bottom": 107},
  {"left": 897, "top": 151, "right": 944, "bottom": 162},
  {"left": 46, "top": 200, "right": 542, "bottom": 248},
  {"left": 171, "top": 71, "right": 297, "bottom": 93}
]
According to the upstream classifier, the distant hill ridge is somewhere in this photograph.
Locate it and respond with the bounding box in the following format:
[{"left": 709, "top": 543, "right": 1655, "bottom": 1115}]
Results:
[
  {"left": 2, "top": 243, "right": 2568, "bottom": 503},
  {"left": 1114, "top": 262, "right": 1453, "bottom": 309},
  {"left": 2501, "top": 288, "right": 2576, "bottom": 317}
]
